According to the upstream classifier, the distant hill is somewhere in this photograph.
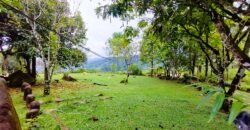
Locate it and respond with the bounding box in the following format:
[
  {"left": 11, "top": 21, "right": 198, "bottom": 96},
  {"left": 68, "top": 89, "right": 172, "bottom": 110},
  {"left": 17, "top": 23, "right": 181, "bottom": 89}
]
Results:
[{"left": 84, "top": 55, "right": 147, "bottom": 71}]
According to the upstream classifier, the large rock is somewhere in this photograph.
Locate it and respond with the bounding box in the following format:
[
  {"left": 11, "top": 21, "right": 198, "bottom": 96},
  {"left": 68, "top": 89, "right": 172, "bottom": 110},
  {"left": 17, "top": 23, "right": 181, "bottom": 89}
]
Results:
[
  {"left": 8, "top": 70, "right": 35, "bottom": 87},
  {"left": 0, "top": 78, "right": 22, "bottom": 130},
  {"left": 62, "top": 74, "right": 77, "bottom": 81},
  {"left": 181, "top": 74, "right": 199, "bottom": 84}
]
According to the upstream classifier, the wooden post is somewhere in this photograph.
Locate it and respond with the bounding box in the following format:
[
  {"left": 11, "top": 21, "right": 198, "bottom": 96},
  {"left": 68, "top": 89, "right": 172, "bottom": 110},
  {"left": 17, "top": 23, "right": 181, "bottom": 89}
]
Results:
[{"left": 0, "top": 78, "right": 21, "bottom": 130}]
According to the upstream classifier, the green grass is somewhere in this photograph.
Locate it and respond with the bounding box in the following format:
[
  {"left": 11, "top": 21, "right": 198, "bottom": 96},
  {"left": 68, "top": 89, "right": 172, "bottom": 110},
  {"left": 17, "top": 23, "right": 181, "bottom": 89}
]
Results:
[{"left": 10, "top": 72, "right": 236, "bottom": 129}]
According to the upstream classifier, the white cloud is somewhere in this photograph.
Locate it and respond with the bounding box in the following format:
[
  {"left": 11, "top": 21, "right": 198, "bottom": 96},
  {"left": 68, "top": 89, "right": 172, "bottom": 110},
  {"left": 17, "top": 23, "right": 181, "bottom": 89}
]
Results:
[{"left": 68, "top": 0, "right": 139, "bottom": 59}]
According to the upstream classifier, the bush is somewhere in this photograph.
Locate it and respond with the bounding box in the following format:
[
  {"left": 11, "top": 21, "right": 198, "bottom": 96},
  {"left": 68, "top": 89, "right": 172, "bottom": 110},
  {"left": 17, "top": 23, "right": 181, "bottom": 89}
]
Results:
[
  {"left": 129, "top": 64, "right": 142, "bottom": 75},
  {"left": 71, "top": 68, "right": 85, "bottom": 73},
  {"left": 85, "top": 69, "right": 99, "bottom": 73}
]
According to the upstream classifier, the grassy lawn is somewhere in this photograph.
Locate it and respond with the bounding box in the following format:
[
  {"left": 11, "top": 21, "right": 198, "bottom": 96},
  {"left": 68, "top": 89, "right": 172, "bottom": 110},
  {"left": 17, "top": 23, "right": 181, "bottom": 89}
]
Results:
[{"left": 10, "top": 72, "right": 236, "bottom": 129}]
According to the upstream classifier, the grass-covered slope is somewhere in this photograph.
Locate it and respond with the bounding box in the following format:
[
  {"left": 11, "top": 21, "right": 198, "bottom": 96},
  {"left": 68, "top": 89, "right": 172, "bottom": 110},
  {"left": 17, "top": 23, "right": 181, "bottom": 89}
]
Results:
[{"left": 10, "top": 73, "right": 235, "bottom": 129}]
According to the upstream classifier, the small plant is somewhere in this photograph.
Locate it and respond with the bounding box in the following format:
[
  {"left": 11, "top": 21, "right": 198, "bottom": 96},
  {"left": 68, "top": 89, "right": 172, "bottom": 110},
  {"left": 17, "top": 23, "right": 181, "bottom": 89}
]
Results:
[
  {"left": 197, "top": 84, "right": 249, "bottom": 124},
  {"left": 227, "top": 96, "right": 249, "bottom": 124}
]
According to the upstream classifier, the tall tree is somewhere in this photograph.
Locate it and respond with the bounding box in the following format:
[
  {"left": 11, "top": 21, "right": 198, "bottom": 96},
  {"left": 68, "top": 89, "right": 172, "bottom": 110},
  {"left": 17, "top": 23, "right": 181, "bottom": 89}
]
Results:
[
  {"left": 96, "top": 0, "right": 249, "bottom": 111},
  {"left": 18, "top": 0, "right": 87, "bottom": 95},
  {"left": 96, "top": 0, "right": 250, "bottom": 70},
  {"left": 140, "top": 30, "right": 157, "bottom": 76},
  {"left": 107, "top": 26, "right": 139, "bottom": 83}
]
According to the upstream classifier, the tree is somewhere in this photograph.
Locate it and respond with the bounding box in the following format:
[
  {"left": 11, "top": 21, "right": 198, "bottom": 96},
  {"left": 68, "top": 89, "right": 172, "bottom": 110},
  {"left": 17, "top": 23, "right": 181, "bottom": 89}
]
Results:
[
  {"left": 140, "top": 25, "right": 195, "bottom": 79},
  {"left": 0, "top": 9, "right": 31, "bottom": 76},
  {"left": 107, "top": 26, "right": 139, "bottom": 83},
  {"left": 18, "top": 0, "right": 87, "bottom": 95},
  {"left": 140, "top": 29, "right": 157, "bottom": 77},
  {"left": 57, "top": 47, "right": 87, "bottom": 70},
  {"left": 0, "top": 0, "right": 87, "bottom": 95},
  {"left": 96, "top": 0, "right": 249, "bottom": 113},
  {"left": 96, "top": 0, "right": 250, "bottom": 71}
]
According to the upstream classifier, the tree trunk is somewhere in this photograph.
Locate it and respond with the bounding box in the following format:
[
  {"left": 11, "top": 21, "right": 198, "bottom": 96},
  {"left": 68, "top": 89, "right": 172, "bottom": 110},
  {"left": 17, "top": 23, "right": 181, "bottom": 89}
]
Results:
[
  {"left": 191, "top": 53, "right": 197, "bottom": 76},
  {"left": 150, "top": 60, "right": 154, "bottom": 77},
  {"left": 215, "top": 16, "right": 250, "bottom": 71},
  {"left": 0, "top": 78, "right": 21, "bottom": 130},
  {"left": 31, "top": 56, "right": 36, "bottom": 79},
  {"left": 218, "top": 70, "right": 225, "bottom": 91},
  {"left": 221, "top": 98, "right": 233, "bottom": 113},
  {"left": 163, "top": 62, "right": 169, "bottom": 79},
  {"left": 44, "top": 65, "right": 50, "bottom": 96},
  {"left": 226, "top": 66, "right": 245, "bottom": 97},
  {"left": 25, "top": 57, "right": 31, "bottom": 75},
  {"left": 124, "top": 58, "right": 130, "bottom": 83},
  {"left": 2, "top": 55, "right": 8, "bottom": 76},
  {"left": 198, "top": 66, "right": 202, "bottom": 76},
  {"left": 126, "top": 72, "right": 129, "bottom": 83},
  {"left": 167, "top": 68, "right": 170, "bottom": 77},
  {"left": 205, "top": 58, "right": 208, "bottom": 81},
  {"left": 217, "top": 70, "right": 231, "bottom": 113}
]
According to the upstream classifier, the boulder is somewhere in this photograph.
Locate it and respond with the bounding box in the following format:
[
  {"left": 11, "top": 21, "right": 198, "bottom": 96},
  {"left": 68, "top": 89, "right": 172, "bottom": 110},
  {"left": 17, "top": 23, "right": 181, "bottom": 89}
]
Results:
[
  {"left": 0, "top": 78, "right": 21, "bottom": 130},
  {"left": 62, "top": 74, "right": 77, "bottom": 81},
  {"left": 181, "top": 74, "right": 199, "bottom": 84},
  {"left": 8, "top": 70, "right": 35, "bottom": 87},
  {"left": 23, "top": 86, "right": 32, "bottom": 101},
  {"left": 21, "top": 82, "right": 30, "bottom": 92},
  {"left": 26, "top": 109, "right": 39, "bottom": 119},
  {"left": 26, "top": 94, "right": 35, "bottom": 107},
  {"left": 29, "top": 101, "right": 40, "bottom": 110}
]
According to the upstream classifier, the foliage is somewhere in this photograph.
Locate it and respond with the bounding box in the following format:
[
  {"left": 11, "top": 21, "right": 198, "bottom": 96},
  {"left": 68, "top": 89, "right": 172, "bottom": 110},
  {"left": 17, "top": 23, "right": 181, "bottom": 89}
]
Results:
[
  {"left": 128, "top": 64, "right": 142, "bottom": 75},
  {"left": 57, "top": 47, "right": 87, "bottom": 69},
  {"left": 0, "top": 0, "right": 88, "bottom": 95},
  {"left": 197, "top": 84, "right": 250, "bottom": 124},
  {"left": 70, "top": 68, "right": 85, "bottom": 73},
  {"left": 107, "top": 26, "right": 139, "bottom": 81},
  {"left": 107, "top": 26, "right": 139, "bottom": 63},
  {"left": 96, "top": 2, "right": 250, "bottom": 125},
  {"left": 110, "top": 63, "right": 117, "bottom": 73},
  {"left": 228, "top": 101, "right": 247, "bottom": 124},
  {"left": 208, "top": 93, "right": 225, "bottom": 122},
  {"left": 96, "top": 0, "right": 250, "bottom": 71}
]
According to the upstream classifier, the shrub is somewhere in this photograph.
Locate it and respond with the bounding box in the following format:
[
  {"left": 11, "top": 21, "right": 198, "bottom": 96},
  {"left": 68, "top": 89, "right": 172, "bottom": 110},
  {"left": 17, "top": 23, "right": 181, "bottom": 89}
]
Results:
[
  {"left": 129, "top": 64, "right": 142, "bottom": 75},
  {"left": 71, "top": 68, "right": 85, "bottom": 73},
  {"left": 85, "top": 69, "right": 99, "bottom": 73}
]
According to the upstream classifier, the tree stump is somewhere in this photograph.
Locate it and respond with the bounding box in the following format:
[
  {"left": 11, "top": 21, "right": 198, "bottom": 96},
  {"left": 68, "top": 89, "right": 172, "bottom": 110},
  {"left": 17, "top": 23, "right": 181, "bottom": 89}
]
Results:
[
  {"left": 221, "top": 99, "right": 233, "bottom": 113},
  {"left": 0, "top": 78, "right": 21, "bottom": 130}
]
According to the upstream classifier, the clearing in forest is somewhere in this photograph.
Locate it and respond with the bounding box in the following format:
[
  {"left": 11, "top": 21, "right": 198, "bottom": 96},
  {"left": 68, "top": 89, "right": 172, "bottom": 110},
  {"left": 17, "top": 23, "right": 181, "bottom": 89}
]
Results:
[{"left": 10, "top": 73, "right": 237, "bottom": 129}]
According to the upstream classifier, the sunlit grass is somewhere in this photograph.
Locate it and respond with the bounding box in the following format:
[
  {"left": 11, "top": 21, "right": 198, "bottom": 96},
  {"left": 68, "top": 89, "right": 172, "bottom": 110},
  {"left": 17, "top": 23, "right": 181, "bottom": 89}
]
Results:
[{"left": 10, "top": 72, "right": 236, "bottom": 129}]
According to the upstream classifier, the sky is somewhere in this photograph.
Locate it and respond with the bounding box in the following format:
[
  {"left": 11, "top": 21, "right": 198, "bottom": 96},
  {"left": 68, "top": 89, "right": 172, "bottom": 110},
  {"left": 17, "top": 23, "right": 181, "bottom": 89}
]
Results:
[{"left": 68, "top": 0, "right": 139, "bottom": 59}]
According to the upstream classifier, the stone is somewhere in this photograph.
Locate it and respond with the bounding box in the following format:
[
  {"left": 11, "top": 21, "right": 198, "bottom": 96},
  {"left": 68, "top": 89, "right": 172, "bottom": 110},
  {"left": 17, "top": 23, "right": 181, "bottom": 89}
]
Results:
[
  {"left": 26, "top": 94, "right": 35, "bottom": 107},
  {"left": 8, "top": 70, "right": 35, "bottom": 87},
  {"left": 26, "top": 109, "right": 39, "bottom": 119}
]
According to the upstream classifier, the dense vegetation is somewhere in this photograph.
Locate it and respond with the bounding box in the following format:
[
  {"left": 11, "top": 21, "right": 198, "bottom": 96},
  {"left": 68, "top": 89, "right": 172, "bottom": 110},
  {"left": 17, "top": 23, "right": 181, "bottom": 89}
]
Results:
[
  {"left": 0, "top": 0, "right": 87, "bottom": 95},
  {"left": 96, "top": 0, "right": 250, "bottom": 123}
]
